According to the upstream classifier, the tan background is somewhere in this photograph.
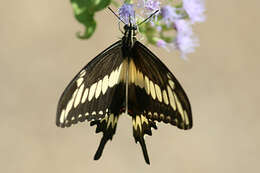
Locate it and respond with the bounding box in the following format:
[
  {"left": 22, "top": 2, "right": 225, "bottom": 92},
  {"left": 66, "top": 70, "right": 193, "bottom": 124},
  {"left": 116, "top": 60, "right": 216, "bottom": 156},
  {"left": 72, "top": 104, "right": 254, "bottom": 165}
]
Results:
[{"left": 1, "top": 1, "right": 259, "bottom": 173}]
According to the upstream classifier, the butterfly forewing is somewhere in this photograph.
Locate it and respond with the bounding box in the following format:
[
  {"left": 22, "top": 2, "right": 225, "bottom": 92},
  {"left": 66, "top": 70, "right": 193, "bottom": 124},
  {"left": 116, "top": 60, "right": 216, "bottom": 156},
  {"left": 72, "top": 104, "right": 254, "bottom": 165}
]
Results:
[
  {"left": 129, "top": 41, "right": 192, "bottom": 130},
  {"left": 56, "top": 41, "right": 126, "bottom": 128}
]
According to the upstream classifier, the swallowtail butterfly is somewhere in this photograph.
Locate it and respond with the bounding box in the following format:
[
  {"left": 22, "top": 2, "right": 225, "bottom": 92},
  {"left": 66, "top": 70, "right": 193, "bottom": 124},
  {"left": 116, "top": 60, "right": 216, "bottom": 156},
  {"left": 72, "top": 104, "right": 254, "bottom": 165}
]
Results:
[{"left": 56, "top": 16, "right": 192, "bottom": 165}]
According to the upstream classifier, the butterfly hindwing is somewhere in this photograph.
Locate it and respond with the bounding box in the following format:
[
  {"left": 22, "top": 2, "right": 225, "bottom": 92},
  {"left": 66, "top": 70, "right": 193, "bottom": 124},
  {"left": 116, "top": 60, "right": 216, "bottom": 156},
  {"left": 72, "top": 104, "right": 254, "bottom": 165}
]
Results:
[
  {"left": 90, "top": 112, "right": 121, "bottom": 160},
  {"left": 131, "top": 114, "right": 157, "bottom": 164}
]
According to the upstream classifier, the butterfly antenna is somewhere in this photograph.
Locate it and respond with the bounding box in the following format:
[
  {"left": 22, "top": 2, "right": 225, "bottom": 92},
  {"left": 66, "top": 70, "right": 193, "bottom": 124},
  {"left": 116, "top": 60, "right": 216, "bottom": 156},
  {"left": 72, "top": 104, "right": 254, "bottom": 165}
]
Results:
[
  {"left": 118, "top": 21, "right": 124, "bottom": 34},
  {"left": 138, "top": 10, "right": 159, "bottom": 26},
  {"left": 108, "top": 6, "right": 126, "bottom": 25}
]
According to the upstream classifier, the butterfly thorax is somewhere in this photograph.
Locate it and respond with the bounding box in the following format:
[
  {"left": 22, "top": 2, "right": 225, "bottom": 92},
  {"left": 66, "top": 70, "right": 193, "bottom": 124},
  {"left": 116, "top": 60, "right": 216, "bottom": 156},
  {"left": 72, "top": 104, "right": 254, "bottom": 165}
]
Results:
[{"left": 122, "top": 24, "right": 137, "bottom": 51}]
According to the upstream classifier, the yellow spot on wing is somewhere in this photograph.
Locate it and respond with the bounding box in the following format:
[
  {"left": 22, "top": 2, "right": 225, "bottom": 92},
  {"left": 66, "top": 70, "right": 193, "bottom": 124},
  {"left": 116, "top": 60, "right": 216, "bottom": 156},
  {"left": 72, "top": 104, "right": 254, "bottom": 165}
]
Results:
[
  {"left": 81, "top": 88, "right": 89, "bottom": 103},
  {"left": 147, "top": 112, "right": 152, "bottom": 118},
  {"left": 129, "top": 59, "right": 136, "bottom": 83},
  {"left": 95, "top": 80, "right": 102, "bottom": 99},
  {"left": 101, "top": 114, "right": 108, "bottom": 123},
  {"left": 150, "top": 81, "right": 156, "bottom": 100},
  {"left": 167, "top": 85, "right": 176, "bottom": 111},
  {"left": 169, "top": 80, "right": 175, "bottom": 89},
  {"left": 155, "top": 84, "right": 162, "bottom": 102},
  {"left": 74, "top": 83, "right": 84, "bottom": 108},
  {"left": 135, "top": 116, "right": 142, "bottom": 131},
  {"left": 107, "top": 114, "right": 114, "bottom": 128},
  {"left": 136, "top": 70, "right": 144, "bottom": 88},
  {"left": 184, "top": 110, "right": 189, "bottom": 125},
  {"left": 166, "top": 116, "right": 171, "bottom": 122},
  {"left": 153, "top": 112, "right": 158, "bottom": 119},
  {"left": 114, "top": 65, "right": 122, "bottom": 85},
  {"left": 141, "top": 114, "right": 148, "bottom": 124},
  {"left": 65, "top": 88, "right": 78, "bottom": 118},
  {"left": 112, "top": 116, "right": 118, "bottom": 128},
  {"left": 102, "top": 75, "right": 109, "bottom": 95},
  {"left": 132, "top": 118, "right": 136, "bottom": 129},
  {"left": 76, "top": 78, "right": 83, "bottom": 87},
  {"left": 108, "top": 70, "right": 116, "bottom": 87},
  {"left": 162, "top": 90, "right": 169, "bottom": 105},
  {"left": 88, "top": 82, "right": 97, "bottom": 101},
  {"left": 160, "top": 114, "right": 164, "bottom": 120},
  {"left": 59, "top": 109, "right": 65, "bottom": 123},
  {"left": 79, "top": 70, "right": 86, "bottom": 77},
  {"left": 116, "top": 63, "right": 123, "bottom": 82},
  {"left": 119, "top": 60, "right": 127, "bottom": 82},
  {"left": 144, "top": 76, "right": 150, "bottom": 95},
  {"left": 173, "top": 93, "right": 184, "bottom": 121}
]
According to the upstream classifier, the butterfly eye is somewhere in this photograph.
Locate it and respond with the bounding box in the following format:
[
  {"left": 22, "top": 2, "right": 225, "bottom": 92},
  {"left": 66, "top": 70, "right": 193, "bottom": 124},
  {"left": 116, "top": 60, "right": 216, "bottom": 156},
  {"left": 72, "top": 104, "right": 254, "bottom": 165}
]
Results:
[{"left": 123, "top": 25, "right": 129, "bottom": 31}]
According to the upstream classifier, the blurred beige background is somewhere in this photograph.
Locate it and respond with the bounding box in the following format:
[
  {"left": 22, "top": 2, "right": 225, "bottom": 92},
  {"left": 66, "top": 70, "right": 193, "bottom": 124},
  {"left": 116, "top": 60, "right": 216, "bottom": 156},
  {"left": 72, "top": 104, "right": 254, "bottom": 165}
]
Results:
[{"left": 1, "top": 1, "right": 259, "bottom": 173}]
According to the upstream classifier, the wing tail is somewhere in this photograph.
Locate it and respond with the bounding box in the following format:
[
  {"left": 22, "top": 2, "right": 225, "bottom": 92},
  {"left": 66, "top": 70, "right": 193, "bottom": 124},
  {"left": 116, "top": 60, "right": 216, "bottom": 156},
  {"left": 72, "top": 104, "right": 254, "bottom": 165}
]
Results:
[
  {"left": 90, "top": 113, "right": 119, "bottom": 160},
  {"left": 132, "top": 114, "right": 157, "bottom": 164},
  {"left": 138, "top": 137, "right": 150, "bottom": 164},
  {"left": 94, "top": 136, "right": 108, "bottom": 160}
]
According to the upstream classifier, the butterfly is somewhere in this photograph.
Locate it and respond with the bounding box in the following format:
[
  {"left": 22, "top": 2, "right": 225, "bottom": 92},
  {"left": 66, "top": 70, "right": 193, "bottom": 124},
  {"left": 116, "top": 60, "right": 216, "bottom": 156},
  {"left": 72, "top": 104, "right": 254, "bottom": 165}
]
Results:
[{"left": 56, "top": 14, "right": 192, "bottom": 165}]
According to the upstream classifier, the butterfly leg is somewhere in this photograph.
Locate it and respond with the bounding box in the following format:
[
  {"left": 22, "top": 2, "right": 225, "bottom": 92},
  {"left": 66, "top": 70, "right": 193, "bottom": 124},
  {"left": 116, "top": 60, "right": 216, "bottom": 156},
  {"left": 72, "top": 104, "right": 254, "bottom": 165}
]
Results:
[
  {"left": 90, "top": 113, "right": 119, "bottom": 160},
  {"left": 132, "top": 114, "right": 157, "bottom": 164}
]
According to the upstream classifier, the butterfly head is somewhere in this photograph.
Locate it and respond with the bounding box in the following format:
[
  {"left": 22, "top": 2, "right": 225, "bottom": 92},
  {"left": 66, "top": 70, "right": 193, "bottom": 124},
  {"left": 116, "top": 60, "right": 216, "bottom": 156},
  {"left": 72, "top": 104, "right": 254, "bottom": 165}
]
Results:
[{"left": 123, "top": 23, "right": 137, "bottom": 35}]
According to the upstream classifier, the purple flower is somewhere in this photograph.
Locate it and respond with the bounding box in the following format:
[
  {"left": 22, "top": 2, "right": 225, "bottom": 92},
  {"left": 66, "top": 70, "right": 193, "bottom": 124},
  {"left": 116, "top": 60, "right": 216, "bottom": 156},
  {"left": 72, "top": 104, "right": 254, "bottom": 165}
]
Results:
[
  {"left": 177, "top": 34, "right": 199, "bottom": 58},
  {"left": 161, "top": 5, "right": 180, "bottom": 26},
  {"left": 137, "top": 0, "right": 160, "bottom": 11},
  {"left": 136, "top": 0, "right": 160, "bottom": 23},
  {"left": 156, "top": 39, "right": 175, "bottom": 51},
  {"left": 118, "top": 3, "right": 135, "bottom": 24},
  {"left": 156, "top": 39, "right": 167, "bottom": 48},
  {"left": 156, "top": 25, "right": 162, "bottom": 32},
  {"left": 137, "top": 0, "right": 145, "bottom": 8},
  {"left": 174, "top": 19, "right": 199, "bottom": 58},
  {"left": 183, "top": 0, "right": 206, "bottom": 24},
  {"left": 174, "top": 19, "right": 193, "bottom": 36},
  {"left": 145, "top": 0, "right": 160, "bottom": 12}
]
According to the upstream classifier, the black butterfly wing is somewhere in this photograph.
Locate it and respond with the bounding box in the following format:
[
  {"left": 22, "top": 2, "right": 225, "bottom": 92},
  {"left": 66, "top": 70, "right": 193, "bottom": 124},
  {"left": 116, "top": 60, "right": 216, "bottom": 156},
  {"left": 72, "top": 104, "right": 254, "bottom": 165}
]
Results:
[
  {"left": 56, "top": 41, "right": 126, "bottom": 159},
  {"left": 128, "top": 41, "right": 192, "bottom": 164}
]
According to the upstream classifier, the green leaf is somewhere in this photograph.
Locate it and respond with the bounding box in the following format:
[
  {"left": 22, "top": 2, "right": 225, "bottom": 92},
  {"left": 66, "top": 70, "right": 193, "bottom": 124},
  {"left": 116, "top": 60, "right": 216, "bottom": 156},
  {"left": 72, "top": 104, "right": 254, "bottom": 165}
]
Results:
[
  {"left": 175, "top": 2, "right": 183, "bottom": 9},
  {"left": 71, "top": 0, "right": 111, "bottom": 39},
  {"left": 124, "top": 0, "right": 133, "bottom": 4},
  {"left": 111, "top": 0, "right": 120, "bottom": 7},
  {"left": 76, "top": 15, "right": 96, "bottom": 39}
]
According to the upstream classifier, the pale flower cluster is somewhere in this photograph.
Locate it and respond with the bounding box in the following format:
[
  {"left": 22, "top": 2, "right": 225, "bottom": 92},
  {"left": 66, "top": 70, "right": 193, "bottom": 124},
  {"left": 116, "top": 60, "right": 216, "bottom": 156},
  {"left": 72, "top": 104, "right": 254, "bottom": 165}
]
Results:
[{"left": 119, "top": 0, "right": 206, "bottom": 58}]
